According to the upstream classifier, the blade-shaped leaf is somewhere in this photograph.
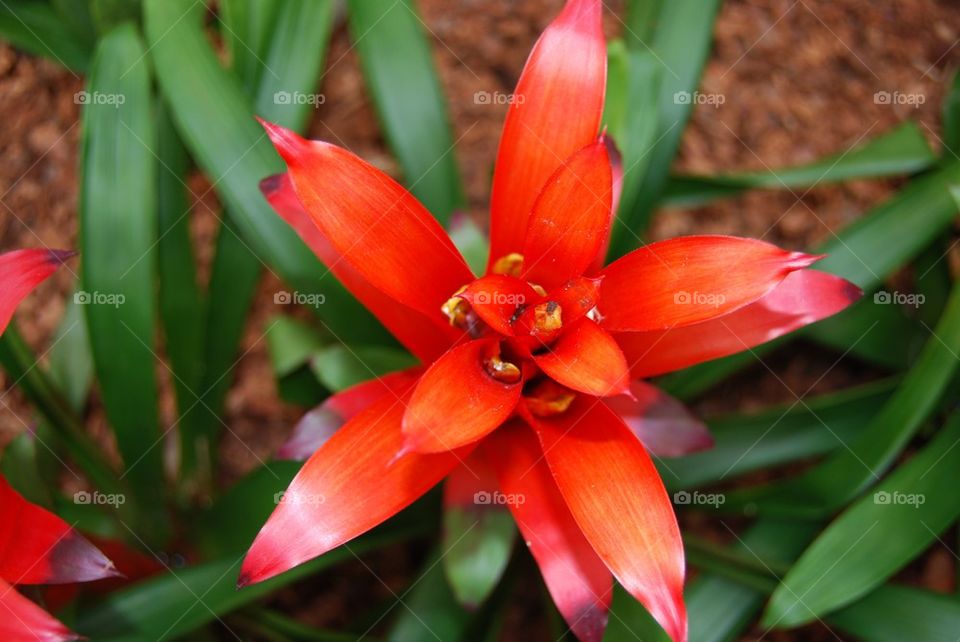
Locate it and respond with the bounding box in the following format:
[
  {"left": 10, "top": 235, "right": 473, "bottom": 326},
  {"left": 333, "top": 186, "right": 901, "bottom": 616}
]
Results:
[{"left": 0, "top": 1, "right": 91, "bottom": 71}]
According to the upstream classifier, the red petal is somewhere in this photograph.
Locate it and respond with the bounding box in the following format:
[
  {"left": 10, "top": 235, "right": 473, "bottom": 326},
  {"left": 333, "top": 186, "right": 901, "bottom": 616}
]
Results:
[
  {"left": 0, "top": 476, "right": 118, "bottom": 585},
  {"left": 458, "top": 275, "right": 540, "bottom": 336},
  {"left": 598, "top": 236, "right": 821, "bottom": 332},
  {"left": 605, "top": 381, "right": 713, "bottom": 457},
  {"left": 530, "top": 398, "right": 687, "bottom": 642},
  {"left": 485, "top": 423, "right": 612, "bottom": 642},
  {"left": 277, "top": 368, "right": 422, "bottom": 460},
  {"left": 0, "top": 249, "right": 73, "bottom": 336},
  {"left": 258, "top": 122, "right": 473, "bottom": 321},
  {"left": 534, "top": 319, "right": 630, "bottom": 397},
  {"left": 239, "top": 392, "right": 468, "bottom": 586},
  {"left": 521, "top": 139, "right": 613, "bottom": 289},
  {"left": 402, "top": 340, "right": 522, "bottom": 453},
  {"left": 587, "top": 136, "right": 623, "bottom": 275},
  {"left": 487, "top": 0, "right": 606, "bottom": 265},
  {"left": 0, "top": 579, "right": 79, "bottom": 641},
  {"left": 616, "top": 270, "right": 861, "bottom": 378},
  {"left": 261, "top": 174, "right": 460, "bottom": 362}
]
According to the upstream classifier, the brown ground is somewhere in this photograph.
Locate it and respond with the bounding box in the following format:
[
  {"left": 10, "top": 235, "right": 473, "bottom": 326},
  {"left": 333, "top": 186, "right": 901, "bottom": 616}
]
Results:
[{"left": 1, "top": 0, "right": 959, "bottom": 640}]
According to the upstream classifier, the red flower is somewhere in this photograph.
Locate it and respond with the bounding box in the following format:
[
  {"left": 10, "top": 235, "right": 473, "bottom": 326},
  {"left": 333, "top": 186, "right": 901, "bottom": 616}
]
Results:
[
  {"left": 0, "top": 248, "right": 75, "bottom": 337},
  {"left": 0, "top": 475, "right": 119, "bottom": 641},
  {"left": 239, "top": 1, "right": 859, "bottom": 640}
]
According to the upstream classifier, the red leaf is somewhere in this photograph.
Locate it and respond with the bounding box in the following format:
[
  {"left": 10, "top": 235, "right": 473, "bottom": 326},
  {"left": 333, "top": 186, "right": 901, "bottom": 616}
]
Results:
[
  {"left": 261, "top": 173, "right": 460, "bottom": 361},
  {"left": 0, "top": 578, "right": 78, "bottom": 641},
  {"left": 534, "top": 319, "right": 629, "bottom": 397},
  {"left": 598, "top": 236, "right": 820, "bottom": 332},
  {"left": 277, "top": 369, "right": 422, "bottom": 460},
  {"left": 616, "top": 270, "right": 861, "bottom": 378},
  {"left": 0, "top": 476, "right": 118, "bottom": 586},
  {"left": 0, "top": 249, "right": 73, "bottom": 336},
  {"left": 258, "top": 122, "right": 473, "bottom": 322},
  {"left": 487, "top": 0, "right": 606, "bottom": 267},
  {"left": 239, "top": 393, "right": 468, "bottom": 586},
  {"left": 485, "top": 423, "right": 612, "bottom": 642},
  {"left": 605, "top": 381, "right": 713, "bottom": 457},
  {"left": 530, "top": 398, "right": 687, "bottom": 642},
  {"left": 402, "top": 340, "right": 522, "bottom": 453},
  {"left": 521, "top": 139, "right": 612, "bottom": 289}
]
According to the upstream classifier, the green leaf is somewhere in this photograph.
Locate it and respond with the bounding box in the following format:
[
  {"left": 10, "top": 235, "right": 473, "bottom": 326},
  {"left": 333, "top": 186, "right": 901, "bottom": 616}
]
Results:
[
  {"left": 346, "top": 0, "right": 466, "bottom": 222},
  {"left": 763, "top": 412, "right": 960, "bottom": 627},
  {"left": 50, "top": 0, "right": 96, "bottom": 45},
  {"left": 448, "top": 215, "right": 488, "bottom": 277},
  {"left": 48, "top": 289, "right": 94, "bottom": 411},
  {"left": 662, "top": 378, "right": 896, "bottom": 491},
  {"left": 389, "top": 550, "right": 473, "bottom": 642},
  {"left": 442, "top": 503, "right": 516, "bottom": 608},
  {"left": 266, "top": 315, "right": 326, "bottom": 377},
  {"left": 608, "top": 0, "right": 721, "bottom": 255},
  {"left": 80, "top": 23, "right": 165, "bottom": 521},
  {"left": 144, "top": 0, "right": 389, "bottom": 346},
  {"left": 661, "top": 122, "right": 935, "bottom": 208},
  {"left": 219, "top": 0, "right": 281, "bottom": 92},
  {"left": 623, "top": 0, "right": 664, "bottom": 46},
  {"left": 830, "top": 585, "right": 960, "bottom": 642},
  {"left": 90, "top": 0, "right": 141, "bottom": 32},
  {"left": 311, "top": 344, "right": 418, "bottom": 392},
  {"left": 0, "top": 1, "right": 92, "bottom": 71},
  {"left": 603, "top": 584, "right": 671, "bottom": 642},
  {"left": 723, "top": 279, "right": 960, "bottom": 517},
  {"left": 941, "top": 70, "right": 960, "bottom": 161}
]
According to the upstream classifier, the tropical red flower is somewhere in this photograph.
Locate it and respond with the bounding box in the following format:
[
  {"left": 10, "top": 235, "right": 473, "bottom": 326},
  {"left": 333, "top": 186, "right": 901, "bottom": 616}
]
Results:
[
  {"left": 0, "top": 248, "right": 75, "bottom": 337},
  {"left": 239, "top": 1, "right": 860, "bottom": 640},
  {"left": 0, "top": 475, "right": 119, "bottom": 641}
]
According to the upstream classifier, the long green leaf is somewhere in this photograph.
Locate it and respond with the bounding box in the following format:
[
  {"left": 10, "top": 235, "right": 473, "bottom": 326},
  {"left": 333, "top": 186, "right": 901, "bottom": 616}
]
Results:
[
  {"left": 0, "top": 1, "right": 91, "bottom": 71},
  {"left": 144, "top": 0, "right": 389, "bottom": 346},
  {"left": 661, "top": 122, "right": 935, "bottom": 208},
  {"left": 830, "top": 585, "right": 960, "bottom": 642},
  {"left": 80, "top": 23, "right": 165, "bottom": 528},
  {"left": 346, "top": 0, "right": 466, "bottom": 222},
  {"left": 763, "top": 413, "right": 960, "bottom": 627},
  {"left": 388, "top": 550, "right": 472, "bottom": 642},
  {"left": 219, "top": 0, "right": 280, "bottom": 92}
]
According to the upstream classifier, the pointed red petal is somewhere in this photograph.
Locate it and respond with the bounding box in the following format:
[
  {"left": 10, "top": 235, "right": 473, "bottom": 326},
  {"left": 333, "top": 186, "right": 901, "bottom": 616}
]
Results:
[
  {"left": 534, "top": 319, "right": 629, "bottom": 397},
  {"left": 605, "top": 381, "right": 713, "bottom": 457},
  {"left": 587, "top": 136, "right": 623, "bottom": 275},
  {"left": 616, "top": 269, "right": 861, "bottom": 378},
  {"left": 258, "top": 123, "right": 473, "bottom": 320},
  {"left": 277, "top": 369, "right": 422, "bottom": 460},
  {"left": 0, "top": 249, "right": 73, "bottom": 336},
  {"left": 487, "top": 0, "right": 606, "bottom": 265},
  {"left": 240, "top": 393, "right": 468, "bottom": 586},
  {"left": 0, "top": 579, "right": 79, "bottom": 641},
  {"left": 261, "top": 174, "right": 459, "bottom": 362},
  {"left": 402, "top": 340, "right": 522, "bottom": 453},
  {"left": 530, "top": 398, "right": 687, "bottom": 642},
  {"left": 485, "top": 424, "right": 612, "bottom": 642},
  {"left": 521, "top": 139, "right": 613, "bottom": 289},
  {"left": 458, "top": 275, "right": 540, "bottom": 336},
  {"left": 598, "top": 236, "right": 821, "bottom": 332},
  {"left": 0, "top": 476, "right": 118, "bottom": 585}
]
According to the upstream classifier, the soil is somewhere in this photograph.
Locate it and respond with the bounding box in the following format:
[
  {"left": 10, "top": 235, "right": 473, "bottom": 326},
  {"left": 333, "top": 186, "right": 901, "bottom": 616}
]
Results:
[{"left": 1, "top": 1, "right": 959, "bottom": 640}]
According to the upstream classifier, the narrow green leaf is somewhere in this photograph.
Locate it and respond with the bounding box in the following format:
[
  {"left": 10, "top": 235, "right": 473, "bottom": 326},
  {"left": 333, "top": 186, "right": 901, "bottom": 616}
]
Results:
[
  {"left": 0, "top": 1, "right": 91, "bottom": 71},
  {"left": 448, "top": 215, "right": 488, "bottom": 277},
  {"left": 723, "top": 279, "right": 960, "bottom": 517},
  {"left": 389, "top": 550, "right": 472, "bottom": 642},
  {"left": 942, "top": 70, "right": 960, "bottom": 161},
  {"left": 764, "top": 413, "right": 960, "bottom": 627},
  {"left": 48, "top": 289, "right": 94, "bottom": 411},
  {"left": 51, "top": 0, "right": 96, "bottom": 45},
  {"left": 346, "top": 0, "right": 466, "bottom": 222},
  {"left": 623, "top": 0, "right": 664, "bottom": 46},
  {"left": 661, "top": 122, "right": 935, "bottom": 209},
  {"left": 89, "top": 0, "right": 141, "bottom": 32},
  {"left": 609, "top": 0, "right": 721, "bottom": 254},
  {"left": 442, "top": 503, "right": 516, "bottom": 608},
  {"left": 311, "top": 344, "right": 418, "bottom": 392},
  {"left": 80, "top": 23, "right": 165, "bottom": 521},
  {"left": 830, "top": 585, "right": 960, "bottom": 642},
  {"left": 144, "top": 0, "right": 389, "bottom": 346},
  {"left": 603, "top": 584, "right": 671, "bottom": 642},
  {"left": 266, "top": 315, "right": 326, "bottom": 378},
  {"left": 219, "top": 0, "right": 281, "bottom": 92}
]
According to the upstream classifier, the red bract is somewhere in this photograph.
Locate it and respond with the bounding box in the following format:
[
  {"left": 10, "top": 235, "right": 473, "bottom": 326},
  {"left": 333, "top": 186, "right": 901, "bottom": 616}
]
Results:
[
  {"left": 240, "top": 1, "right": 860, "bottom": 640},
  {"left": 0, "top": 248, "right": 75, "bottom": 336}
]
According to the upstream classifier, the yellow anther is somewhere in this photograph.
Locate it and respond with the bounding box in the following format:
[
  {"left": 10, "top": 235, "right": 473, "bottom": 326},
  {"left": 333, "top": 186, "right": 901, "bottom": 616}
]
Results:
[
  {"left": 525, "top": 380, "right": 576, "bottom": 417},
  {"left": 441, "top": 286, "right": 470, "bottom": 328},
  {"left": 492, "top": 253, "right": 524, "bottom": 277},
  {"left": 484, "top": 354, "right": 522, "bottom": 384},
  {"left": 529, "top": 283, "right": 547, "bottom": 297},
  {"left": 533, "top": 301, "right": 562, "bottom": 333}
]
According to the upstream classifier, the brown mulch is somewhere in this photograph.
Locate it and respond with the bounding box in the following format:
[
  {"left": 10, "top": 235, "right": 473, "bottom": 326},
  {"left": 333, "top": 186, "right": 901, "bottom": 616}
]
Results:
[{"left": 1, "top": 0, "right": 959, "bottom": 640}]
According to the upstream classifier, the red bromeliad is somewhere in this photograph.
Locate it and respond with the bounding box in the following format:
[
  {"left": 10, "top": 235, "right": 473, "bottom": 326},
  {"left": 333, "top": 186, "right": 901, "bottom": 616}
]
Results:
[
  {"left": 239, "top": 1, "right": 859, "bottom": 640},
  {"left": 0, "top": 248, "right": 75, "bottom": 337}
]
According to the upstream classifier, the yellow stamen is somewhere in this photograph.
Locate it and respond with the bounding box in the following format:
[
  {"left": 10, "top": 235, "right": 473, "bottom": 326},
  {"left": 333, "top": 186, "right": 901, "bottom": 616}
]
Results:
[
  {"left": 533, "top": 301, "right": 562, "bottom": 333},
  {"left": 492, "top": 253, "right": 524, "bottom": 277},
  {"left": 441, "top": 286, "right": 470, "bottom": 328},
  {"left": 529, "top": 283, "right": 547, "bottom": 297},
  {"left": 484, "top": 354, "right": 522, "bottom": 384},
  {"left": 526, "top": 380, "right": 576, "bottom": 417}
]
